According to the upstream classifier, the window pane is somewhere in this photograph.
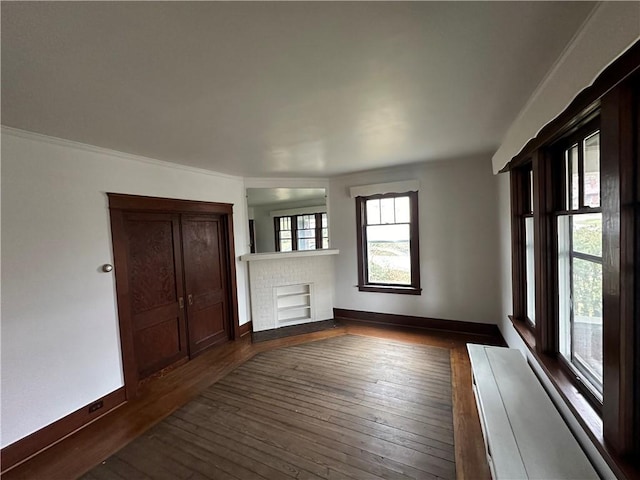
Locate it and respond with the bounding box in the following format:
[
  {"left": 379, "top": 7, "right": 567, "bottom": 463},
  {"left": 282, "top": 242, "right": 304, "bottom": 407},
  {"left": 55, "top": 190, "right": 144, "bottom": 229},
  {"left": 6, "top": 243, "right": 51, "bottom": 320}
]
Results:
[
  {"left": 558, "top": 213, "right": 603, "bottom": 397},
  {"left": 583, "top": 132, "right": 600, "bottom": 208},
  {"left": 395, "top": 196, "right": 410, "bottom": 223},
  {"left": 280, "top": 239, "right": 292, "bottom": 252},
  {"left": 573, "top": 213, "right": 602, "bottom": 257},
  {"left": 366, "top": 199, "right": 380, "bottom": 225},
  {"left": 380, "top": 198, "right": 395, "bottom": 224},
  {"left": 322, "top": 238, "right": 329, "bottom": 249},
  {"left": 298, "top": 238, "right": 316, "bottom": 250},
  {"left": 564, "top": 152, "right": 570, "bottom": 210},
  {"left": 525, "top": 217, "right": 535, "bottom": 325},
  {"left": 570, "top": 144, "right": 579, "bottom": 210},
  {"left": 529, "top": 170, "right": 534, "bottom": 213},
  {"left": 321, "top": 213, "right": 327, "bottom": 228},
  {"left": 573, "top": 257, "right": 603, "bottom": 392},
  {"left": 298, "top": 229, "right": 315, "bottom": 238},
  {"left": 558, "top": 216, "right": 571, "bottom": 359},
  {"left": 366, "top": 224, "right": 410, "bottom": 284}
]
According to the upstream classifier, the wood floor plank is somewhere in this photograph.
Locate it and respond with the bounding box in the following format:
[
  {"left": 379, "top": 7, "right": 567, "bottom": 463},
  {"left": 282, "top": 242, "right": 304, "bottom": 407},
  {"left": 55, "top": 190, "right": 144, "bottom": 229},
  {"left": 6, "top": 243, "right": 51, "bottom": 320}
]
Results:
[
  {"left": 275, "top": 342, "right": 453, "bottom": 372},
  {"left": 253, "top": 346, "right": 453, "bottom": 380},
  {"left": 82, "top": 335, "right": 457, "bottom": 480},
  {"left": 242, "top": 366, "right": 454, "bottom": 414},
  {"left": 171, "top": 403, "right": 396, "bottom": 480},
  {"left": 83, "top": 466, "right": 125, "bottom": 480},
  {"left": 148, "top": 425, "right": 269, "bottom": 480},
  {"left": 200, "top": 382, "right": 456, "bottom": 474},
  {"left": 195, "top": 384, "right": 454, "bottom": 456},
  {"left": 203, "top": 379, "right": 455, "bottom": 447},
  {"left": 94, "top": 456, "right": 151, "bottom": 480},
  {"left": 218, "top": 372, "right": 454, "bottom": 431},
  {"left": 247, "top": 357, "right": 454, "bottom": 403},
  {"left": 246, "top": 356, "right": 454, "bottom": 396},
  {"left": 7, "top": 325, "right": 501, "bottom": 480},
  {"left": 162, "top": 414, "right": 327, "bottom": 480},
  {"left": 192, "top": 392, "right": 437, "bottom": 480},
  {"left": 112, "top": 437, "right": 197, "bottom": 480}
]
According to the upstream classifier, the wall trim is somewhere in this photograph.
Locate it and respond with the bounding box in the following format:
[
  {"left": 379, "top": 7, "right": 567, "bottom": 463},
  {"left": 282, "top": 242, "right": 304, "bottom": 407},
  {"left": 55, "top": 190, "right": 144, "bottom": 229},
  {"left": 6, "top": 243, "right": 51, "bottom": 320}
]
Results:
[
  {"left": 252, "top": 319, "right": 339, "bottom": 343},
  {"left": 500, "top": 39, "right": 640, "bottom": 173},
  {"left": 243, "top": 177, "right": 330, "bottom": 189},
  {"left": 349, "top": 180, "right": 419, "bottom": 198},
  {"left": 0, "top": 126, "right": 241, "bottom": 181},
  {"left": 239, "top": 321, "right": 253, "bottom": 337},
  {"left": 333, "top": 308, "right": 502, "bottom": 337},
  {"left": 0, "top": 387, "right": 126, "bottom": 474}
]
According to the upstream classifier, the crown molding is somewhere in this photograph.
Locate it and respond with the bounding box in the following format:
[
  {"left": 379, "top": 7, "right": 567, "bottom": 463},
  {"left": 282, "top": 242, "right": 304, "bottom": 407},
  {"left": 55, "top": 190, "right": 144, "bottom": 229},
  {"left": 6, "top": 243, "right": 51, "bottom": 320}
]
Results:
[{"left": 1, "top": 125, "right": 242, "bottom": 182}]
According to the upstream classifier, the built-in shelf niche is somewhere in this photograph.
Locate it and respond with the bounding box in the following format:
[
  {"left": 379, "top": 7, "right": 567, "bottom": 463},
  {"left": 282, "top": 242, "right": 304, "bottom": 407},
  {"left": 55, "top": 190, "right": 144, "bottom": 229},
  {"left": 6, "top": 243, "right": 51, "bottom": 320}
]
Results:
[{"left": 275, "top": 283, "right": 314, "bottom": 326}]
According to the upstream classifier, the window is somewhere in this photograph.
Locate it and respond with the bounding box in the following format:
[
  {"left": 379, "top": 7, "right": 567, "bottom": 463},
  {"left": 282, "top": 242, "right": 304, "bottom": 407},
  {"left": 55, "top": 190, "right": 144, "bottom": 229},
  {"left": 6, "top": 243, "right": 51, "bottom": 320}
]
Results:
[
  {"left": 355, "top": 192, "right": 420, "bottom": 294},
  {"left": 555, "top": 127, "right": 603, "bottom": 400},
  {"left": 275, "top": 216, "right": 293, "bottom": 252},
  {"left": 274, "top": 213, "right": 328, "bottom": 252},
  {"left": 505, "top": 62, "right": 640, "bottom": 472},
  {"left": 512, "top": 164, "right": 536, "bottom": 328}
]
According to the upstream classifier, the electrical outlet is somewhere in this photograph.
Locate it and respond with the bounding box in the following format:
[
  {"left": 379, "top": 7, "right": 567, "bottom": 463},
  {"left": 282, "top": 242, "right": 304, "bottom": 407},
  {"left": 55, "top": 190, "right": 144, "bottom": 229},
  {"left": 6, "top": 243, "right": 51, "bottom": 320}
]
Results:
[{"left": 88, "top": 400, "right": 104, "bottom": 413}]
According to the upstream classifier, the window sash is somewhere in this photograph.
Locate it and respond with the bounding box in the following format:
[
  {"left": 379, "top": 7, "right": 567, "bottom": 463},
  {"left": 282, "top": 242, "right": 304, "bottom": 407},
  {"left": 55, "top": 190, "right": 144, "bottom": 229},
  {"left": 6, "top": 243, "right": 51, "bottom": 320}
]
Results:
[
  {"left": 557, "top": 212, "right": 604, "bottom": 399},
  {"left": 356, "top": 192, "right": 420, "bottom": 294},
  {"left": 274, "top": 213, "right": 327, "bottom": 252}
]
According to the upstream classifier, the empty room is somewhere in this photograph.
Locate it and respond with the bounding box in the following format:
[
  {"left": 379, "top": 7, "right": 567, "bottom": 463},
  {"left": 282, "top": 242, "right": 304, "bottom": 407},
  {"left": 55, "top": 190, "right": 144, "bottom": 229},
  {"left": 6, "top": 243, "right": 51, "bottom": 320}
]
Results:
[{"left": 1, "top": 2, "right": 639, "bottom": 479}]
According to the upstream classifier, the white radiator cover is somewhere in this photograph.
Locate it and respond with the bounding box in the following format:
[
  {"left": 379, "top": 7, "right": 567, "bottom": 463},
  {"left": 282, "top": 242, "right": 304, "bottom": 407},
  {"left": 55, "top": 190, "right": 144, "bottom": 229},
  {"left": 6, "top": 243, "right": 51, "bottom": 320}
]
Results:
[{"left": 467, "top": 344, "right": 599, "bottom": 480}]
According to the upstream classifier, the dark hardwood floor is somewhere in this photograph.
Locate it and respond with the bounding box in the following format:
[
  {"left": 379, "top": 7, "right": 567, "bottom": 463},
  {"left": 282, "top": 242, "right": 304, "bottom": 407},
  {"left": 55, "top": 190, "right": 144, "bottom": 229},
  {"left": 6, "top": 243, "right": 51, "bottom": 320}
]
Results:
[{"left": 2, "top": 321, "right": 500, "bottom": 480}]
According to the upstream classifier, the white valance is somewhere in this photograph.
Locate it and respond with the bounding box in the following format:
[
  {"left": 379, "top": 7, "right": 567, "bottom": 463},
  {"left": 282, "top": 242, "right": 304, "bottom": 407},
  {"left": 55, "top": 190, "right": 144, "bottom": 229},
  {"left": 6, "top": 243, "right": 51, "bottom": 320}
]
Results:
[{"left": 349, "top": 180, "right": 419, "bottom": 199}]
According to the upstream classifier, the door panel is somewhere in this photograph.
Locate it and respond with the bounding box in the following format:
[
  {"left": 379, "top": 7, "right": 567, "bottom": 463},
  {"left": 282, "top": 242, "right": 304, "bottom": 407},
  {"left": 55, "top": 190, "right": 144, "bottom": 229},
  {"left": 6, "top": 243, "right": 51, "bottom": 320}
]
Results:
[
  {"left": 124, "top": 213, "right": 188, "bottom": 378},
  {"left": 134, "top": 319, "right": 184, "bottom": 377},
  {"left": 188, "top": 303, "right": 225, "bottom": 348},
  {"left": 182, "top": 215, "right": 230, "bottom": 356}
]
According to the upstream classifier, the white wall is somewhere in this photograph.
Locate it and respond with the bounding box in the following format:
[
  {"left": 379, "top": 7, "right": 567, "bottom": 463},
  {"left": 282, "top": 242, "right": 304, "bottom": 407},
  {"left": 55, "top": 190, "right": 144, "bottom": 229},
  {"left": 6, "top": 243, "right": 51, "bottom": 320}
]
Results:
[
  {"left": 492, "top": 2, "right": 640, "bottom": 173},
  {"left": 330, "top": 155, "right": 501, "bottom": 324},
  {"left": 0, "top": 128, "right": 250, "bottom": 448}
]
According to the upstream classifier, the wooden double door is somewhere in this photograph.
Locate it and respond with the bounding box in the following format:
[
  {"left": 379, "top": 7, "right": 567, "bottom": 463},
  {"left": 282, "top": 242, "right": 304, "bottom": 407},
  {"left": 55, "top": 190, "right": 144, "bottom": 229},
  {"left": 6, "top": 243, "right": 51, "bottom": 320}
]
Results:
[{"left": 109, "top": 195, "right": 238, "bottom": 396}]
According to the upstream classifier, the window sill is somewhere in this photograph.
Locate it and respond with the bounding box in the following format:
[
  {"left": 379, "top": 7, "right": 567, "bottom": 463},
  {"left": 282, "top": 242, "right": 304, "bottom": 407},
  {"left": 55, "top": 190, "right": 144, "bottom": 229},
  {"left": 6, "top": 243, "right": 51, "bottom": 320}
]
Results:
[
  {"left": 507, "top": 315, "right": 638, "bottom": 480},
  {"left": 357, "top": 285, "right": 422, "bottom": 295}
]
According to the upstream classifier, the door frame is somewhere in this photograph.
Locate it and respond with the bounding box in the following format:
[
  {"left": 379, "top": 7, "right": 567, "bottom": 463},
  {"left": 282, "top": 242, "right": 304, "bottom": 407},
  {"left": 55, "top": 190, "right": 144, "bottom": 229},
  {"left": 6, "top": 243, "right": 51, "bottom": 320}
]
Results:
[{"left": 108, "top": 193, "right": 241, "bottom": 399}]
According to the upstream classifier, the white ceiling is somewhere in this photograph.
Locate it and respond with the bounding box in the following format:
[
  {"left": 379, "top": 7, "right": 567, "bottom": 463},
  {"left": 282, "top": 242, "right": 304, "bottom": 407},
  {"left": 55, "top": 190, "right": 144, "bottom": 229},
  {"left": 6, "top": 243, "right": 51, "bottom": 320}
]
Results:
[
  {"left": 247, "top": 188, "right": 326, "bottom": 207},
  {"left": 1, "top": 2, "right": 595, "bottom": 178}
]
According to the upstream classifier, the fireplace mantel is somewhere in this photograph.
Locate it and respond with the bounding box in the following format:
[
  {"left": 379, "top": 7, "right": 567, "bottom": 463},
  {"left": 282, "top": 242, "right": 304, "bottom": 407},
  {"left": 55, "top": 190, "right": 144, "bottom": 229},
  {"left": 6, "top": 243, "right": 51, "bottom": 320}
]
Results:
[
  {"left": 241, "top": 249, "right": 338, "bottom": 332},
  {"left": 240, "top": 249, "right": 339, "bottom": 262}
]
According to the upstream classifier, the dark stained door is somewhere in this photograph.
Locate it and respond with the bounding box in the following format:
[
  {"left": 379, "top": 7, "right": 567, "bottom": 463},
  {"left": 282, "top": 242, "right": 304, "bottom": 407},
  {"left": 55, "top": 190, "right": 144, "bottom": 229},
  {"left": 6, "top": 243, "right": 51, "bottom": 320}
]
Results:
[
  {"left": 181, "top": 215, "right": 230, "bottom": 356},
  {"left": 124, "top": 213, "right": 188, "bottom": 379}
]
